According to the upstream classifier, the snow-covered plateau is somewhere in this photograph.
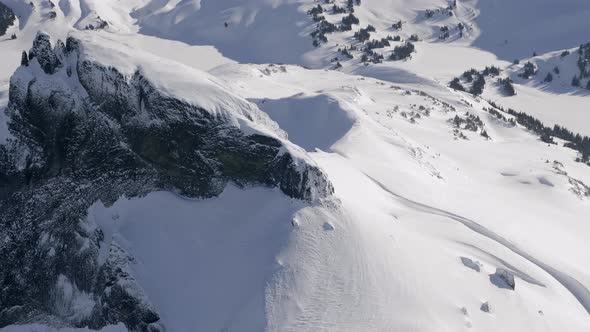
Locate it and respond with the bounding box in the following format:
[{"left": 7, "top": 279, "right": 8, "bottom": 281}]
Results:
[{"left": 0, "top": 1, "right": 589, "bottom": 331}]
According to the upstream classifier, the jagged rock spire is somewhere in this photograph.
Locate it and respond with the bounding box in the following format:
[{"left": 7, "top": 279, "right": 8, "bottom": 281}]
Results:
[{"left": 28, "top": 31, "right": 62, "bottom": 74}]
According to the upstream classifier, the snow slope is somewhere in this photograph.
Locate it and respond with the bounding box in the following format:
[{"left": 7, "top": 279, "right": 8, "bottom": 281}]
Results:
[
  {"left": 472, "top": 48, "right": 590, "bottom": 135},
  {"left": 468, "top": 0, "right": 590, "bottom": 61},
  {"left": 213, "top": 63, "right": 590, "bottom": 330},
  {"left": 255, "top": 93, "right": 355, "bottom": 152},
  {"left": 89, "top": 186, "right": 304, "bottom": 331},
  {"left": 47, "top": 61, "right": 590, "bottom": 331},
  {"left": 0, "top": 0, "right": 589, "bottom": 331},
  {"left": 134, "top": 0, "right": 316, "bottom": 65}
]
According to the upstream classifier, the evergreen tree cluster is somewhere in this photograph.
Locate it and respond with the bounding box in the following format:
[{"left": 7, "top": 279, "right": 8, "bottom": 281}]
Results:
[
  {"left": 361, "top": 49, "right": 384, "bottom": 64},
  {"left": 449, "top": 77, "right": 465, "bottom": 91},
  {"left": 354, "top": 26, "right": 373, "bottom": 42},
  {"left": 436, "top": 22, "right": 467, "bottom": 40},
  {"left": 461, "top": 69, "right": 486, "bottom": 95},
  {"left": 332, "top": 4, "right": 347, "bottom": 14},
  {"left": 341, "top": 13, "right": 360, "bottom": 30},
  {"left": 346, "top": 0, "right": 355, "bottom": 12},
  {"left": 576, "top": 43, "right": 590, "bottom": 79},
  {"left": 483, "top": 107, "right": 516, "bottom": 126},
  {"left": 391, "top": 20, "right": 402, "bottom": 30},
  {"left": 462, "top": 69, "right": 478, "bottom": 82},
  {"left": 365, "top": 38, "right": 391, "bottom": 50},
  {"left": 498, "top": 78, "right": 516, "bottom": 96},
  {"left": 572, "top": 75, "right": 581, "bottom": 87},
  {"left": 424, "top": 6, "right": 454, "bottom": 19},
  {"left": 310, "top": 19, "right": 337, "bottom": 46},
  {"left": 439, "top": 26, "right": 450, "bottom": 40},
  {"left": 543, "top": 72, "right": 553, "bottom": 83},
  {"left": 482, "top": 66, "right": 501, "bottom": 76},
  {"left": 487, "top": 101, "right": 590, "bottom": 163},
  {"left": 452, "top": 113, "right": 484, "bottom": 132},
  {"left": 458, "top": 22, "right": 465, "bottom": 38},
  {"left": 338, "top": 46, "right": 355, "bottom": 59},
  {"left": 470, "top": 74, "right": 485, "bottom": 95},
  {"left": 308, "top": 5, "right": 323, "bottom": 16},
  {"left": 519, "top": 61, "right": 537, "bottom": 79},
  {"left": 389, "top": 42, "right": 415, "bottom": 61},
  {"left": 573, "top": 43, "right": 590, "bottom": 89},
  {"left": 450, "top": 66, "right": 505, "bottom": 96},
  {"left": 84, "top": 18, "right": 109, "bottom": 31},
  {"left": 307, "top": 3, "right": 362, "bottom": 46}
]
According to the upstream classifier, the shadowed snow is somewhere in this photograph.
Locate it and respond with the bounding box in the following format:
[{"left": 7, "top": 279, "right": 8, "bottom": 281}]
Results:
[{"left": 255, "top": 94, "right": 354, "bottom": 152}]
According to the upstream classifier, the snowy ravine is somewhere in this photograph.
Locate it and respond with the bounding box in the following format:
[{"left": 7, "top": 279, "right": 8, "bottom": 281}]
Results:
[{"left": 0, "top": 1, "right": 589, "bottom": 332}]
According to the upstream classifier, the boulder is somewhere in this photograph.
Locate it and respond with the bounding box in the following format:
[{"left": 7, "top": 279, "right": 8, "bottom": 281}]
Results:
[{"left": 491, "top": 268, "right": 516, "bottom": 290}]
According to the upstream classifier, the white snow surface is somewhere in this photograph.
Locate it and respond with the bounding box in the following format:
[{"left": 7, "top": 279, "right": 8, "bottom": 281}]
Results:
[{"left": 1, "top": 0, "right": 590, "bottom": 331}]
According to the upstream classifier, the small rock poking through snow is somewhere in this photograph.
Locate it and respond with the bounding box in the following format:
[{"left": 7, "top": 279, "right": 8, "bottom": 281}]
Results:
[
  {"left": 460, "top": 257, "right": 482, "bottom": 272},
  {"left": 322, "top": 222, "right": 335, "bottom": 231},
  {"left": 461, "top": 306, "right": 469, "bottom": 316},
  {"left": 491, "top": 268, "right": 516, "bottom": 290},
  {"left": 481, "top": 301, "right": 492, "bottom": 313}
]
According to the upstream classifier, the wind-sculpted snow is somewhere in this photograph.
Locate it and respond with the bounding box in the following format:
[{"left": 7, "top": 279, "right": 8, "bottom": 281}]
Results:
[
  {"left": 365, "top": 173, "right": 590, "bottom": 314},
  {"left": 208, "top": 63, "right": 590, "bottom": 331}
]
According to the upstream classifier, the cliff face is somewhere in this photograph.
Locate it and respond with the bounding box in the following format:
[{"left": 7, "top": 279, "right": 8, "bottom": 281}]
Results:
[
  {"left": 0, "top": 32, "right": 333, "bottom": 331},
  {"left": 0, "top": 2, "right": 15, "bottom": 37}
]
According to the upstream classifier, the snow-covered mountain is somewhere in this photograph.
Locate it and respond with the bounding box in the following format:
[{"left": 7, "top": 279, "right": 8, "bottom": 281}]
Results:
[{"left": 1, "top": 1, "right": 589, "bottom": 331}]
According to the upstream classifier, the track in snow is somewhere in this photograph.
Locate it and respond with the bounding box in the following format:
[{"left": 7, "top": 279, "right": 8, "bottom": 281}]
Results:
[{"left": 364, "top": 173, "right": 590, "bottom": 314}]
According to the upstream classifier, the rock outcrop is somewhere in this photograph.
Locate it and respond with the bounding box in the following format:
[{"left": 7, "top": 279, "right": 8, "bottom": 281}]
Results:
[
  {"left": 491, "top": 268, "right": 516, "bottom": 290},
  {"left": 0, "top": 32, "right": 333, "bottom": 331},
  {"left": 0, "top": 2, "right": 16, "bottom": 36}
]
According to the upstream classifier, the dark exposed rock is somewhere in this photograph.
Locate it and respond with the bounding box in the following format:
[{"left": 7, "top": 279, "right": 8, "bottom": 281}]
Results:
[
  {"left": 491, "top": 268, "right": 516, "bottom": 290},
  {"left": 0, "top": 2, "right": 16, "bottom": 36},
  {"left": 0, "top": 34, "right": 333, "bottom": 331},
  {"left": 480, "top": 301, "right": 492, "bottom": 313},
  {"left": 460, "top": 257, "right": 482, "bottom": 272},
  {"left": 29, "top": 32, "right": 62, "bottom": 74}
]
